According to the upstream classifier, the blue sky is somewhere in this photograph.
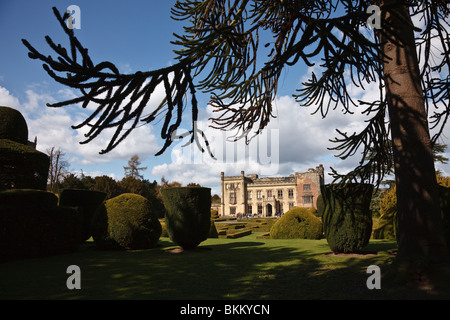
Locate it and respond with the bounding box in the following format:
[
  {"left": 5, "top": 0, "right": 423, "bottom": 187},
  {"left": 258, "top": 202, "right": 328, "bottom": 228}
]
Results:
[{"left": 1, "top": 1, "right": 449, "bottom": 195}]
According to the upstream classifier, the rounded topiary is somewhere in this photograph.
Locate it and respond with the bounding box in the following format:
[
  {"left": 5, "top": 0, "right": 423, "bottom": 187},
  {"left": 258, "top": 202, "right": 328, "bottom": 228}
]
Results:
[
  {"left": 91, "top": 193, "right": 162, "bottom": 250},
  {"left": 59, "top": 189, "right": 106, "bottom": 243},
  {"left": 321, "top": 183, "right": 374, "bottom": 253},
  {"left": 161, "top": 187, "right": 211, "bottom": 249},
  {"left": 270, "top": 207, "right": 323, "bottom": 239},
  {"left": 0, "top": 139, "right": 50, "bottom": 190},
  {"left": 0, "top": 106, "right": 28, "bottom": 145}
]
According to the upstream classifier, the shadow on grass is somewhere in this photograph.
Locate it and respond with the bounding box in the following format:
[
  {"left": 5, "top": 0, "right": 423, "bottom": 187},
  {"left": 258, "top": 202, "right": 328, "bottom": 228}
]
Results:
[{"left": 0, "top": 238, "right": 448, "bottom": 299}]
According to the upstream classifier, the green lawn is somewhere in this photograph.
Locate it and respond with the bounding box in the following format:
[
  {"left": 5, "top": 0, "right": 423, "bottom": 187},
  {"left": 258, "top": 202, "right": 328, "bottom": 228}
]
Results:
[{"left": 0, "top": 233, "right": 448, "bottom": 300}]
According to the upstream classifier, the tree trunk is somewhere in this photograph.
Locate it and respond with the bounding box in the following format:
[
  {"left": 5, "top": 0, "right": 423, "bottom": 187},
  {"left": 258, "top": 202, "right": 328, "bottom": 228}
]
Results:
[{"left": 380, "top": 1, "right": 449, "bottom": 264}]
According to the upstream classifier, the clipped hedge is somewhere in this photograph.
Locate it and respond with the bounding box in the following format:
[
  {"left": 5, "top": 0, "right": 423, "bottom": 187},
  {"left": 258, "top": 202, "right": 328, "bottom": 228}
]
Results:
[
  {"left": 0, "top": 106, "right": 29, "bottom": 145},
  {"left": 316, "top": 194, "right": 324, "bottom": 217},
  {"left": 92, "top": 193, "right": 162, "bottom": 250},
  {"left": 59, "top": 189, "right": 106, "bottom": 243},
  {"left": 161, "top": 187, "right": 211, "bottom": 249},
  {"left": 0, "top": 189, "right": 82, "bottom": 261},
  {"left": 270, "top": 207, "right": 323, "bottom": 239},
  {"left": 321, "top": 183, "right": 373, "bottom": 253},
  {"left": 0, "top": 189, "right": 58, "bottom": 208},
  {"left": 0, "top": 139, "right": 49, "bottom": 190}
]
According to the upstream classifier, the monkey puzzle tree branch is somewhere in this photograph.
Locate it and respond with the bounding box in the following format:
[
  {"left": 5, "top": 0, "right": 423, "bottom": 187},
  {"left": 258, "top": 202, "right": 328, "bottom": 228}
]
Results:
[
  {"left": 22, "top": 1, "right": 450, "bottom": 188},
  {"left": 22, "top": 7, "right": 211, "bottom": 156}
]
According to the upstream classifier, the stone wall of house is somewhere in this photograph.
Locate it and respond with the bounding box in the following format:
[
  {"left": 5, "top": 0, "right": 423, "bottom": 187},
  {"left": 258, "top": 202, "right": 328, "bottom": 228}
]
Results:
[
  {"left": 220, "top": 165, "right": 324, "bottom": 217},
  {"left": 296, "top": 165, "right": 324, "bottom": 209}
]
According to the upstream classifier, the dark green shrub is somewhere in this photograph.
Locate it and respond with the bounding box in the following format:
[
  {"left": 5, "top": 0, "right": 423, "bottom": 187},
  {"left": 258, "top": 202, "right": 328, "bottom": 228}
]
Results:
[
  {"left": 321, "top": 183, "right": 373, "bottom": 253},
  {"left": 91, "top": 203, "right": 119, "bottom": 250},
  {"left": 270, "top": 207, "right": 323, "bottom": 239},
  {"left": 0, "top": 203, "right": 82, "bottom": 261},
  {"left": 0, "top": 106, "right": 28, "bottom": 145},
  {"left": 0, "top": 139, "right": 49, "bottom": 190},
  {"left": 161, "top": 187, "right": 211, "bottom": 249},
  {"left": 91, "top": 193, "right": 162, "bottom": 250},
  {"left": 159, "top": 219, "right": 169, "bottom": 237},
  {"left": 211, "top": 209, "right": 219, "bottom": 219},
  {"left": 316, "top": 194, "right": 324, "bottom": 217},
  {"left": 0, "top": 189, "right": 58, "bottom": 208},
  {"left": 372, "top": 186, "right": 397, "bottom": 240},
  {"left": 59, "top": 189, "right": 106, "bottom": 243}
]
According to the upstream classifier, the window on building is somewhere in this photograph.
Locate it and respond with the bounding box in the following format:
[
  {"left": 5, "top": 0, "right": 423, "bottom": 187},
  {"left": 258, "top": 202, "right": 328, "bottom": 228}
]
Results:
[
  {"left": 289, "top": 202, "right": 294, "bottom": 210},
  {"left": 257, "top": 190, "right": 262, "bottom": 199},
  {"left": 303, "top": 184, "right": 311, "bottom": 191},
  {"left": 302, "top": 195, "right": 313, "bottom": 204},
  {"left": 230, "top": 192, "right": 236, "bottom": 204},
  {"left": 267, "top": 190, "right": 273, "bottom": 198},
  {"left": 230, "top": 207, "right": 236, "bottom": 216},
  {"left": 277, "top": 189, "right": 283, "bottom": 198},
  {"left": 257, "top": 204, "right": 263, "bottom": 214},
  {"left": 248, "top": 205, "right": 253, "bottom": 214},
  {"left": 247, "top": 191, "right": 252, "bottom": 200},
  {"left": 288, "top": 189, "right": 294, "bottom": 198},
  {"left": 230, "top": 183, "right": 235, "bottom": 189}
]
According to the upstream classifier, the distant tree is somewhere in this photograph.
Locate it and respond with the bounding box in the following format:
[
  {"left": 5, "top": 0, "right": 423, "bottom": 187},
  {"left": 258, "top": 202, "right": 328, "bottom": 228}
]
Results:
[
  {"left": 159, "top": 176, "right": 182, "bottom": 189},
  {"left": 123, "top": 155, "right": 147, "bottom": 180},
  {"left": 46, "top": 146, "right": 69, "bottom": 192},
  {"left": 433, "top": 144, "right": 450, "bottom": 166},
  {"left": 211, "top": 194, "right": 221, "bottom": 204},
  {"left": 119, "top": 176, "right": 147, "bottom": 195},
  {"left": 93, "top": 175, "right": 122, "bottom": 199},
  {"left": 80, "top": 171, "right": 96, "bottom": 190},
  {"left": 187, "top": 182, "right": 202, "bottom": 187},
  {"left": 119, "top": 176, "right": 166, "bottom": 217},
  {"left": 59, "top": 173, "right": 85, "bottom": 190}
]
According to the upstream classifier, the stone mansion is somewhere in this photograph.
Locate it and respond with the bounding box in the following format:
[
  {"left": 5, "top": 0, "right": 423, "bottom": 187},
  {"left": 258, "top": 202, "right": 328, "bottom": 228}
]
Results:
[{"left": 219, "top": 165, "right": 324, "bottom": 217}]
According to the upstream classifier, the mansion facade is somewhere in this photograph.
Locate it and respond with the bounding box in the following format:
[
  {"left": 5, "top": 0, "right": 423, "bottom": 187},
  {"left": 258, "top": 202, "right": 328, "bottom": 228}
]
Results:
[{"left": 220, "top": 165, "right": 324, "bottom": 217}]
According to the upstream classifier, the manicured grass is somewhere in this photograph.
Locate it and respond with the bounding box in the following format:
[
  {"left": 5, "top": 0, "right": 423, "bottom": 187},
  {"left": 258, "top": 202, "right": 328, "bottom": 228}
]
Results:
[{"left": 0, "top": 234, "right": 448, "bottom": 299}]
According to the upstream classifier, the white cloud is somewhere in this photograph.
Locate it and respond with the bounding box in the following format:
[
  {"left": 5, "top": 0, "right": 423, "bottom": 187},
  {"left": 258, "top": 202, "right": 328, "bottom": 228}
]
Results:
[
  {"left": 0, "top": 86, "right": 21, "bottom": 108},
  {"left": 150, "top": 86, "right": 376, "bottom": 192},
  {"left": 0, "top": 85, "right": 162, "bottom": 169}
]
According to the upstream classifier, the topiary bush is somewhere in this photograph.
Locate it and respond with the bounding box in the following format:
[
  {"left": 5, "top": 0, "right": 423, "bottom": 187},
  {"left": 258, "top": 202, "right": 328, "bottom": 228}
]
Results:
[
  {"left": 270, "top": 207, "right": 323, "bottom": 239},
  {"left": 161, "top": 187, "right": 211, "bottom": 249},
  {"left": 316, "top": 194, "right": 324, "bottom": 217},
  {"left": 0, "top": 188, "right": 58, "bottom": 208},
  {"left": 0, "top": 189, "right": 82, "bottom": 261},
  {"left": 59, "top": 189, "right": 106, "bottom": 243},
  {"left": 0, "top": 106, "right": 29, "bottom": 145},
  {"left": 91, "top": 193, "right": 162, "bottom": 250},
  {"left": 321, "top": 183, "right": 374, "bottom": 253},
  {"left": 0, "top": 139, "right": 50, "bottom": 190}
]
